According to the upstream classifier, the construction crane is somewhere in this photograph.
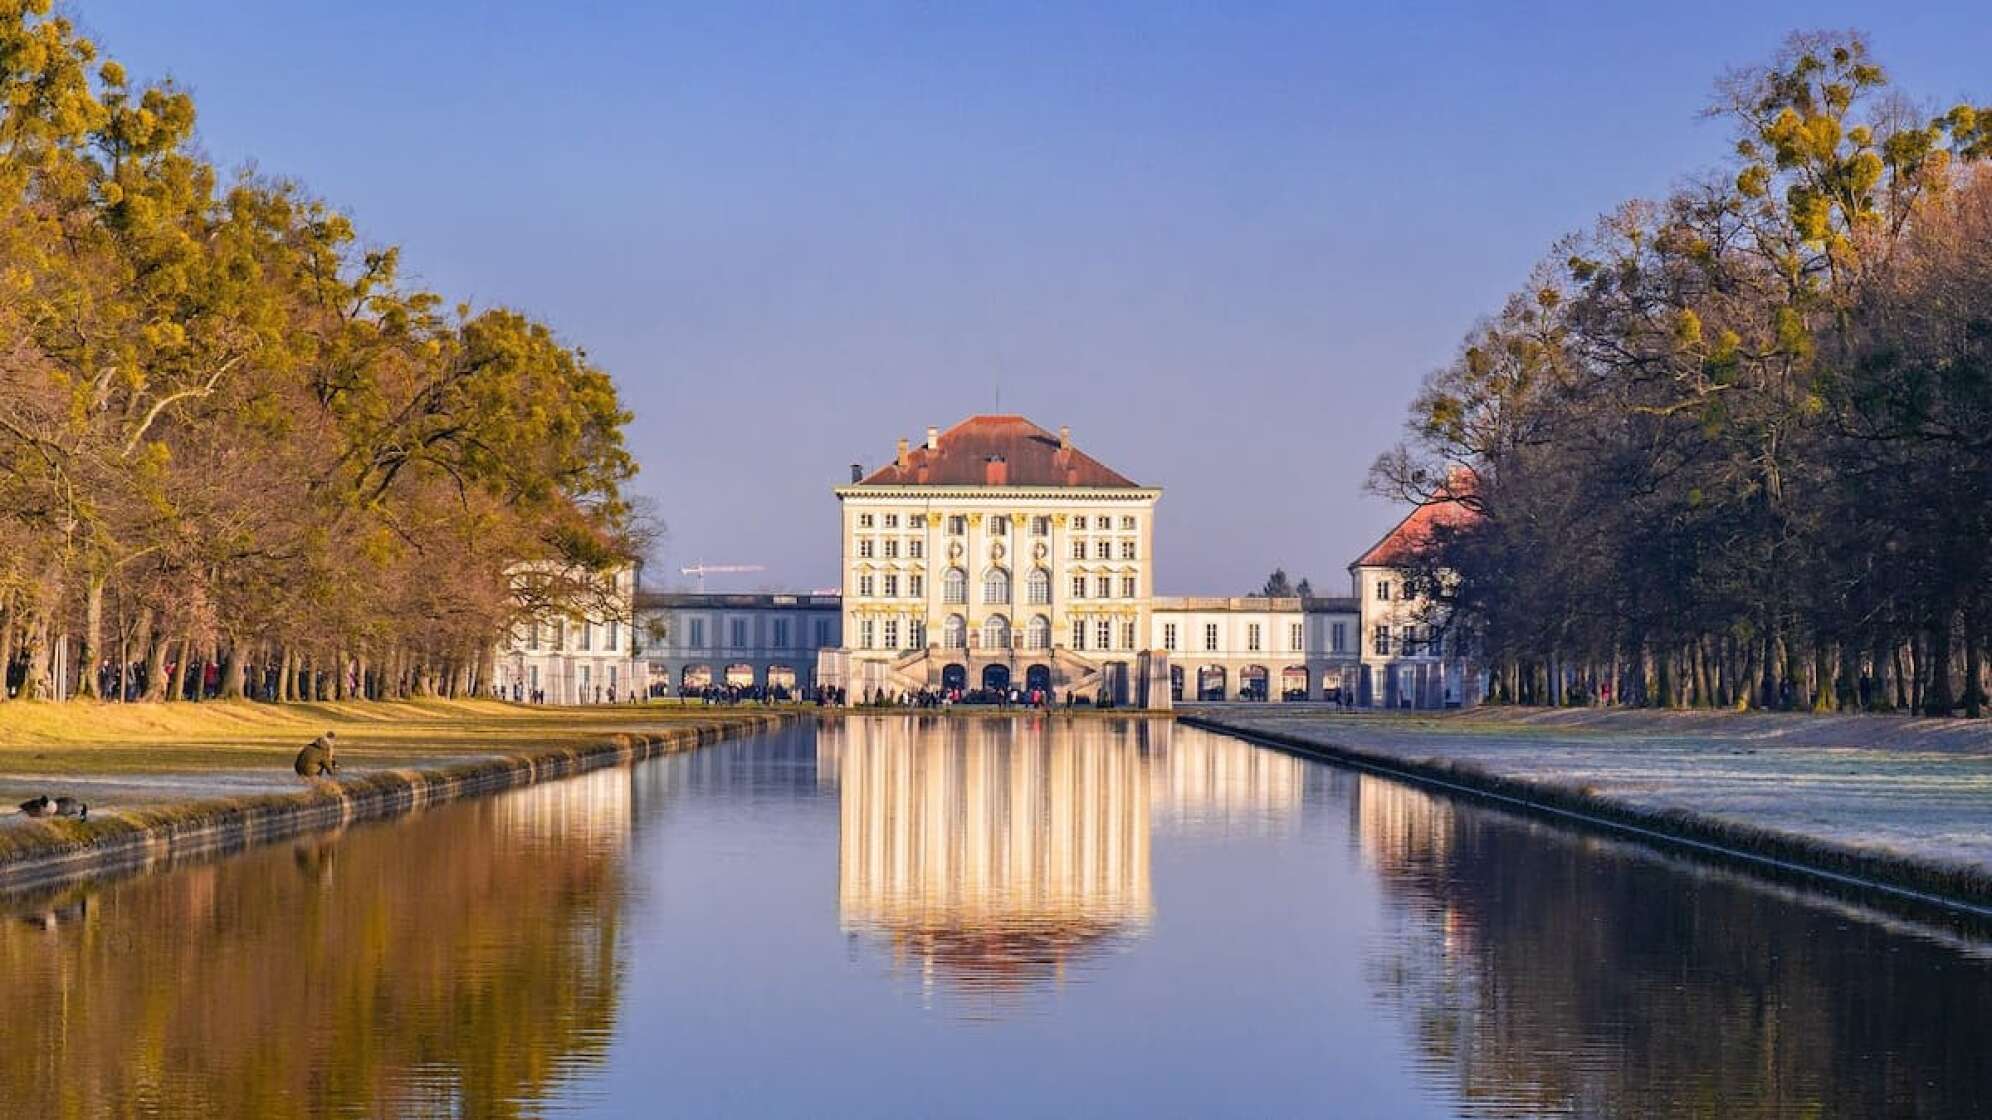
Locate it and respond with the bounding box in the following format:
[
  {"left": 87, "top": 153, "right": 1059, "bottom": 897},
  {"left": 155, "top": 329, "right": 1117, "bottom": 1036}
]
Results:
[{"left": 680, "top": 561, "right": 766, "bottom": 592}]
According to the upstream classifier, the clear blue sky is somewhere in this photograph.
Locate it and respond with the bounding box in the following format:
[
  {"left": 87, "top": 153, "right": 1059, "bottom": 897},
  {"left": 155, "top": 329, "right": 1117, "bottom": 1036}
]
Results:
[{"left": 74, "top": 2, "right": 1990, "bottom": 594}]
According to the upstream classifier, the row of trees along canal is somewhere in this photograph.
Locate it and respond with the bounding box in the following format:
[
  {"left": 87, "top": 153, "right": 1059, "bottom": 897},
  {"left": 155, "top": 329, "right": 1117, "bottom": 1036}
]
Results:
[
  {"left": 1372, "top": 33, "right": 1992, "bottom": 715},
  {"left": 0, "top": 5, "right": 639, "bottom": 703}
]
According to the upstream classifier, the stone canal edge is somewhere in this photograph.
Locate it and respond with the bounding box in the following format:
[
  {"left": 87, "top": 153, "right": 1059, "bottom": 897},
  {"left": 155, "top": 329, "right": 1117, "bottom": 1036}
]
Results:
[
  {"left": 1179, "top": 713, "right": 1992, "bottom": 919},
  {"left": 0, "top": 712, "right": 791, "bottom": 894}
]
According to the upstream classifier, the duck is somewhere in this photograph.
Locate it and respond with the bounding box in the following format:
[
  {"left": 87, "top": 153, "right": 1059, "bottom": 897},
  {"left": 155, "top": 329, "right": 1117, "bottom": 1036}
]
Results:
[
  {"left": 54, "top": 797, "right": 88, "bottom": 820},
  {"left": 16, "top": 795, "right": 53, "bottom": 818}
]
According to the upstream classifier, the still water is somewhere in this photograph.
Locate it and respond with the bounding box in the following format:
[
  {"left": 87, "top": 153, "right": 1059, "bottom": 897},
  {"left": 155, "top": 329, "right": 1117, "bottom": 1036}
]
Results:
[{"left": 3, "top": 717, "right": 1989, "bottom": 1118}]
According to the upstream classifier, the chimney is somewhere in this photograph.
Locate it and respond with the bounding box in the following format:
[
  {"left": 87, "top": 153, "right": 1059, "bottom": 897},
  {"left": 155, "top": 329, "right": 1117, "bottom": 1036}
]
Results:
[
  {"left": 1058, "top": 425, "right": 1071, "bottom": 452},
  {"left": 896, "top": 438, "right": 909, "bottom": 468},
  {"left": 925, "top": 425, "right": 939, "bottom": 450},
  {"left": 849, "top": 463, "right": 863, "bottom": 483},
  {"left": 985, "top": 455, "right": 1008, "bottom": 486}
]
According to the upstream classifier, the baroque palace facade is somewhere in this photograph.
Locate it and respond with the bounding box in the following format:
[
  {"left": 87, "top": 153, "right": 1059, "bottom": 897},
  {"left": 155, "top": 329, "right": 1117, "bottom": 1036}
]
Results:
[{"left": 496, "top": 414, "right": 1480, "bottom": 709}]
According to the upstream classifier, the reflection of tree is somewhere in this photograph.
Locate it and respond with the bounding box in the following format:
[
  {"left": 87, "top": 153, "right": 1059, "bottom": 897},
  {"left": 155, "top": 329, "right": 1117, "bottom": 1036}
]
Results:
[
  {"left": 1353, "top": 775, "right": 1992, "bottom": 1118},
  {"left": 0, "top": 766, "right": 632, "bottom": 1117}
]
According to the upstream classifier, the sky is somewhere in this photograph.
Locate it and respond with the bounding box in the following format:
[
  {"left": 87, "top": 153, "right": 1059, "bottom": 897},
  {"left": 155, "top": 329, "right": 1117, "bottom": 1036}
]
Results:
[{"left": 71, "top": 2, "right": 1991, "bottom": 594}]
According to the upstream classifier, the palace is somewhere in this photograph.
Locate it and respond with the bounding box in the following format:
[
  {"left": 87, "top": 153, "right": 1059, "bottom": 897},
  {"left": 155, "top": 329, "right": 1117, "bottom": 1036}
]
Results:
[{"left": 494, "top": 413, "right": 1482, "bottom": 709}]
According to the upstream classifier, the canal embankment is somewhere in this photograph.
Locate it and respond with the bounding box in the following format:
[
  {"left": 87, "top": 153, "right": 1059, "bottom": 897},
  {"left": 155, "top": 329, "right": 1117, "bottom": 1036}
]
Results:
[
  {"left": 1180, "top": 705, "right": 1992, "bottom": 913},
  {"left": 0, "top": 700, "right": 792, "bottom": 891}
]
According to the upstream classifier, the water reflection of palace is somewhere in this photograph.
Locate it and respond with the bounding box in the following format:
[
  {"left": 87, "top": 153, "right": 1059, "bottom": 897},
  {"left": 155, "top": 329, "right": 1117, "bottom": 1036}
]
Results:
[{"left": 820, "top": 717, "right": 1305, "bottom": 996}]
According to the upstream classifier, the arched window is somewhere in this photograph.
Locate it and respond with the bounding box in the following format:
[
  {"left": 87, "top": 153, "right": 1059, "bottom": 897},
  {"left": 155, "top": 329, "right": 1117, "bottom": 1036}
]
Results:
[
  {"left": 983, "top": 614, "right": 1011, "bottom": 650},
  {"left": 943, "top": 614, "right": 967, "bottom": 649},
  {"left": 1026, "top": 568, "right": 1051, "bottom": 605},
  {"left": 1027, "top": 615, "right": 1051, "bottom": 649},
  {"left": 982, "top": 567, "right": 1011, "bottom": 605},
  {"left": 943, "top": 567, "right": 967, "bottom": 605}
]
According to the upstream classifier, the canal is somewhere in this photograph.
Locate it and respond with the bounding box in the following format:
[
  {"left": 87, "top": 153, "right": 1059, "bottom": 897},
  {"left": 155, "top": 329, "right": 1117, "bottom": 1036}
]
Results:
[{"left": 2, "top": 716, "right": 1988, "bottom": 1117}]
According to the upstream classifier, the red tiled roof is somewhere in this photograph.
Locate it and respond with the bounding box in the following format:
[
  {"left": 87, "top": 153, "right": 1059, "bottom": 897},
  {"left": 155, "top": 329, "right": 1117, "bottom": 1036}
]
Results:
[
  {"left": 1353, "top": 479, "right": 1480, "bottom": 569},
  {"left": 857, "top": 415, "right": 1141, "bottom": 488}
]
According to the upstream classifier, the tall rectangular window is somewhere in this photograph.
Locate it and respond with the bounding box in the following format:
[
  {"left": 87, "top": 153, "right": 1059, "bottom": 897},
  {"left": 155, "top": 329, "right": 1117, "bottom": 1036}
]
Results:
[
  {"left": 1402, "top": 625, "right": 1418, "bottom": 656},
  {"left": 1376, "top": 580, "right": 1391, "bottom": 601},
  {"left": 948, "top": 515, "right": 966, "bottom": 535},
  {"left": 814, "top": 619, "right": 830, "bottom": 646},
  {"left": 909, "top": 573, "right": 924, "bottom": 597},
  {"left": 1163, "top": 623, "right": 1177, "bottom": 651},
  {"left": 1120, "top": 575, "right": 1136, "bottom": 598},
  {"left": 1071, "top": 539, "right": 1086, "bottom": 560},
  {"left": 989, "top": 516, "right": 1007, "bottom": 536},
  {"left": 1095, "top": 516, "right": 1111, "bottom": 530},
  {"left": 857, "top": 539, "right": 874, "bottom": 558},
  {"left": 883, "top": 539, "right": 898, "bottom": 558},
  {"left": 1072, "top": 619, "right": 1087, "bottom": 650},
  {"left": 772, "top": 619, "right": 789, "bottom": 647},
  {"left": 1332, "top": 622, "right": 1347, "bottom": 653},
  {"left": 858, "top": 574, "right": 875, "bottom": 597},
  {"left": 1095, "top": 575, "right": 1112, "bottom": 598},
  {"left": 1205, "top": 623, "right": 1219, "bottom": 652},
  {"left": 607, "top": 621, "right": 620, "bottom": 651},
  {"left": 883, "top": 514, "right": 898, "bottom": 528},
  {"left": 1247, "top": 624, "right": 1261, "bottom": 652},
  {"left": 1121, "top": 621, "right": 1135, "bottom": 649},
  {"left": 1120, "top": 516, "right": 1135, "bottom": 530},
  {"left": 528, "top": 622, "right": 541, "bottom": 651},
  {"left": 730, "top": 619, "right": 748, "bottom": 648},
  {"left": 1032, "top": 516, "right": 1050, "bottom": 536},
  {"left": 909, "top": 538, "right": 924, "bottom": 559},
  {"left": 910, "top": 619, "right": 926, "bottom": 647},
  {"left": 883, "top": 620, "right": 899, "bottom": 649},
  {"left": 689, "top": 619, "right": 705, "bottom": 647},
  {"left": 1290, "top": 622, "right": 1303, "bottom": 650},
  {"left": 858, "top": 513, "right": 874, "bottom": 529},
  {"left": 860, "top": 620, "right": 875, "bottom": 649},
  {"left": 1120, "top": 540, "right": 1136, "bottom": 560},
  {"left": 1095, "top": 540, "right": 1112, "bottom": 559},
  {"left": 578, "top": 622, "right": 592, "bottom": 651},
  {"left": 1096, "top": 620, "right": 1112, "bottom": 650},
  {"left": 1071, "top": 576, "right": 1087, "bottom": 599},
  {"left": 1374, "top": 626, "right": 1391, "bottom": 655},
  {"left": 883, "top": 574, "right": 899, "bottom": 597}
]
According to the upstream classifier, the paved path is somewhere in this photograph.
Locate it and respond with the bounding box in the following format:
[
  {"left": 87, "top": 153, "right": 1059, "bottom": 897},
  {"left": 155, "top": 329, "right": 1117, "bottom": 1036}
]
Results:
[{"left": 1184, "top": 705, "right": 1992, "bottom": 893}]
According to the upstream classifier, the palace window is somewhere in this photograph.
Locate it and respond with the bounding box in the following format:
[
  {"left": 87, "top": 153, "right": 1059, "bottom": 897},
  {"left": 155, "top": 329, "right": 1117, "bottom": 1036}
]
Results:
[
  {"left": 1027, "top": 568, "right": 1051, "bottom": 605},
  {"left": 909, "top": 538, "right": 924, "bottom": 559},
  {"left": 910, "top": 619, "right": 926, "bottom": 647},
  {"left": 858, "top": 514, "right": 874, "bottom": 529},
  {"left": 528, "top": 622, "right": 541, "bottom": 651},
  {"left": 943, "top": 568, "right": 967, "bottom": 604},
  {"left": 1095, "top": 540, "right": 1112, "bottom": 559},
  {"left": 909, "top": 514, "right": 925, "bottom": 528},
  {"left": 983, "top": 615, "right": 1010, "bottom": 649},
  {"left": 551, "top": 621, "right": 564, "bottom": 650},
  {"left": 689, "top": 619, "right": 705, "bottom": 647},
  {"left": 947, "top": 515, "right": 967, "bottom": 536},
  {"left": 1072, "top": 619, "right": 1087, "bottom": 650},
  {"left": 1247, "top": 624, "right": 1261, "bottom": 652},
  {"left": 860, "top": 620, "right": 875, "bottom": 649},
  {"left": 1163, "top": 623, "right": 1177, "bottom": 651},
  {"left": 1095, "top": 516, "right": 1111, "bottom": 530},
  {"left": 883, "top": 619, "right": 899, "bottom": 649},
  {"left": 883, "top": 574, "right": 898, "bottom": 598},
  {"left": 1031, "top": 516, "right": 1050, "bottom": 536},
  {"left": 1331, "top": 622, "right": 1347, "bottom": 653},
  {"left": 983, "top": 568, "right": 1011, "bottom": 604},
  {"left": 1071, "top": 576, "right": 1087, "bottom": 599},
  {"left": 909, "top": 573, "right": 924, "bottom": 597},
  {"left": 858, "top": 574, "right": 875, "bottom": 597},
  {"left": 578, "top": 622, "right": 592, "bottom": 651},
  {"left": 1120, "top": 540, "right": 1136, "bottom": 560},
  {"left": 1402, "top": 625, "right": 1418, "bottom": 656},
  {"left": 883, "top": 539, "right": 898, "bottom": 558},
  {"left": 1290, "top": 622, "right": 1303, "bottom": 650},
  {"left": 1121, "top": 621, "right": 1136, "bottom": 649},
  {"left": 857, "top": 538, "right": 874, "bottom": 558},
  {"left": 607, "top": 621, "right": 619, "bottom": 651},
  {"left": 772, "top": 619, "right": 789, "bottom": 647},
  {"left": 883, "top": 514, "right": 898, "bottom": 528},
  {"left": 814, "top": 619, "right": 830, "bottom": 646},
  {"left": 1027, "top": 615, "right": 1051, "bottom": 649},
  {"left": 1096, "top": 620, "right": 1113, "bottom": 650},
  {"left": 1095, "top": 575, "right": 1112, "bottom": 598},
  {"left": 1120, "top": 516, "right": 1135, "bottom": 530},
  {"left": 944, "top": 615, "right": 967, "bottom": 649},
  {"left": 1120, "top": 575, "right": 1136, "bottom": 598},
  {"left": 1376, "top": 580, "right": 1391, "bottom": 601},
  {"left": 1204, "top": 623, "right": 1219, "bottom": 652},
  {"left": 1071, "top": 539, "right": 1086, "bottom": 560},
  {"left": 989, "top": 517, "right": 1007, "bottom": 537},
  {"left": 730, "top": 619, "right": 749, "bottom": 648},
  {"left": 1374, "top": 625, "right": 1391, "bottom": 655}
]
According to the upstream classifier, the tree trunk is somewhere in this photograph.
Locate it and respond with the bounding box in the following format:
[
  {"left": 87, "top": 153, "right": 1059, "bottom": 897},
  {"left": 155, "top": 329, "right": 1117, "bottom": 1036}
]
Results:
[
  {"left": 76, "top": 573, "right": 105, "bottom": 700},
  {"left": 1964, "top": 610, "right": 1985, "bottom": 719},
  {"left": 219, "top": 635, "right": 247, "bottom": 701},
  {"left": 1924, "top": 613, "right": 1955, "bottom": 716},
  {"left": 0, "top": 595, "right": 14, "bottom": 704},
  {"left": 22, "top": 615, "right": 54, "bottom": 700}
]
